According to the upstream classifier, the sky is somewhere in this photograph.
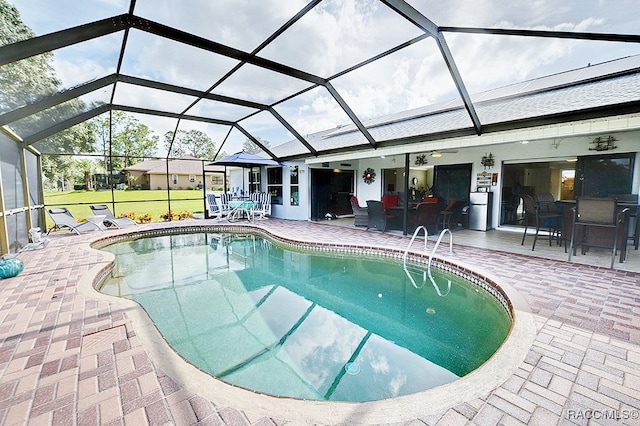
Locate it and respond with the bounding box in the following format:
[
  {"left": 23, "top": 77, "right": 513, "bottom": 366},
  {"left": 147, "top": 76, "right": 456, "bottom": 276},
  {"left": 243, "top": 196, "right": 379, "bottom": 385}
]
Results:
[{"left": 8, "top": 0, "right": 640, "bottom": 157}]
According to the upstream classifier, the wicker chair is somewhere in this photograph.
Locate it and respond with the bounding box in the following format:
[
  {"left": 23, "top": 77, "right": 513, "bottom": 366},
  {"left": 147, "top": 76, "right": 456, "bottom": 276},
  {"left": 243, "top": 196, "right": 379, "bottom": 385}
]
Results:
[
  {"left": 409, "top": 202, "right": 442, "bottom": 234},
  {"left": 350, "top": 196, "right": 368, "bottom": 227},
  {"left": 366, "top": 200, "right": 389, "bottom": 231}
]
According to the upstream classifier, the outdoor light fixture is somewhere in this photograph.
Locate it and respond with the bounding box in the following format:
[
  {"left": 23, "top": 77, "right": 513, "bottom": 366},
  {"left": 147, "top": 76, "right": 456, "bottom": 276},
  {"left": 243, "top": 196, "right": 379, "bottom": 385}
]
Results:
[
  {"left": 481, "top": 152, "right": 495, "bottom": 169},
  {"left": 431, "top": 151, "right": 442, "bottom": 158}
]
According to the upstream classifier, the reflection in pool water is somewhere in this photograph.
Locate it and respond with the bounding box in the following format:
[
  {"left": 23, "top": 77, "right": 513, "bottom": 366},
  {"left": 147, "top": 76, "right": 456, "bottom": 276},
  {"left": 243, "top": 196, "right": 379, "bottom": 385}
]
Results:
[{"left": 100, "top": 233, "right": 511, "bottom": 402}]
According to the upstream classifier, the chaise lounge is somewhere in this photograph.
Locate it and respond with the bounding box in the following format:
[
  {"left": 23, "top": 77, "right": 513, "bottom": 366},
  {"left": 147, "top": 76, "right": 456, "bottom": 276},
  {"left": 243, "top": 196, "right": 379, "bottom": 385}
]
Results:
[
  {"left": 47, "top": 207, "right": 103, "bottom": 235},
  {"left": 90, "top": 204, "right": 137, "bottom": 228}
]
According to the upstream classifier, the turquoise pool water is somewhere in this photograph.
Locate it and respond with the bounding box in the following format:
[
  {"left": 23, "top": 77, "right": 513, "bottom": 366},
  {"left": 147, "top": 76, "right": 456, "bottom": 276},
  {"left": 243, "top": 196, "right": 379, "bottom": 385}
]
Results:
[{"left": 99, "top": 232, "right": 511, "bottom": 402}]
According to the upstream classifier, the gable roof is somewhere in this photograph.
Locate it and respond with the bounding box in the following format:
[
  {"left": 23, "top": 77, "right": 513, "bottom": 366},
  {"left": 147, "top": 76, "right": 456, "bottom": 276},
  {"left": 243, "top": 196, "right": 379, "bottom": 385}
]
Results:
[{"left": 125, "top": 157, "right": 225, "bottom": 175}]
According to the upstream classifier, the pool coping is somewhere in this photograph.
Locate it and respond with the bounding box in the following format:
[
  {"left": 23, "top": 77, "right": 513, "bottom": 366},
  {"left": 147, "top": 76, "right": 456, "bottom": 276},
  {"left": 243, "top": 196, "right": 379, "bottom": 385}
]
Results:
[{"left": 78, "top": 224, "right": 538, "bottom": 425}]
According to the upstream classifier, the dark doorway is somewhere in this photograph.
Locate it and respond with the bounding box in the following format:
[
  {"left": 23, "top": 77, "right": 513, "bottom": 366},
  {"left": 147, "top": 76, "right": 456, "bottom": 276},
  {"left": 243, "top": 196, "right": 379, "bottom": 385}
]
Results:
[
  {"left": 433, "top": 163, "right": 472, "bottom": 204},
  {"left": 576, "top": 152, "right": 635, "bottom": 197},
  {"left": 500, "top": 160, "right": 576, "bottom": 225},
  {"left": 310, "top": 169, "right": 355, "bottom": 220}
]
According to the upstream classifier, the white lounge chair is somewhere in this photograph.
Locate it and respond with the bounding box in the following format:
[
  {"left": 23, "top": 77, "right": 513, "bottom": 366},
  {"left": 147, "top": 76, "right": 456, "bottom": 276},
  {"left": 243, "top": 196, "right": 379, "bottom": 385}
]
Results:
[
  {"left": 47, "top": 207, "right": 103, "bottom": 235},
  {"left": 90, "top": 204, "right": 137, "bottom": 228}
]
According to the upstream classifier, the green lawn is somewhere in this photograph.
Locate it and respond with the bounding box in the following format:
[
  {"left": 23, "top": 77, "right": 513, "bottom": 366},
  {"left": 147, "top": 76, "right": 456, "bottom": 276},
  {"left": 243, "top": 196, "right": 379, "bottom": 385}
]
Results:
[{"left": 44, "top": 189, "right": 208, "bottom": 226}]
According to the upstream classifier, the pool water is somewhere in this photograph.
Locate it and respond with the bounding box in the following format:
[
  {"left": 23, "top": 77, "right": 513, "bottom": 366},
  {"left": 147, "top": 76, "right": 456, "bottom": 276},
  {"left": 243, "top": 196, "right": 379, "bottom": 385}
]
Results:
[{"left": 99, "top": 233, "right": 511, "bottom": 402}]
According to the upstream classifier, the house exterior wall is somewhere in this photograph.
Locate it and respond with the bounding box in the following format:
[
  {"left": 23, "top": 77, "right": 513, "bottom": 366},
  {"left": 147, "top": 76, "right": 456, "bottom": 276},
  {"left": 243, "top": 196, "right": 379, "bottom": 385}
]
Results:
[
  {"left": 126, "top": 171, "right": 148, "bottom": 187},
  {"left": 271, "top": 163, "right": 309, "bottom": 221},
  {"left": 305, "top": 123, "right": 640, "bottom": 229},
  {"left": 224, "top": 165, "right": 311, "bottom": 221},
  {"left": 149, "top": 173, "right": 199, "bottom": 190}
]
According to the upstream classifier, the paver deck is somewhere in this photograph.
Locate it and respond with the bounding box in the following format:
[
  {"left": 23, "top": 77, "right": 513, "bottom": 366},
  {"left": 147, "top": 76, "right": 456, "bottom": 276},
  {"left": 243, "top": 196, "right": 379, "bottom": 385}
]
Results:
[{"left": 1, "top": 218, "right": 639, "bottom": 425}]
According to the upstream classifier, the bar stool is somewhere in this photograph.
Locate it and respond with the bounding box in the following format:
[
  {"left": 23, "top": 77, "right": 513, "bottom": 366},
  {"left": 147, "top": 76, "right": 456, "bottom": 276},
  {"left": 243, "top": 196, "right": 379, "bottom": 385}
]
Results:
[{"left": 568, "top": 197, "right": 629, "bottom": 268}]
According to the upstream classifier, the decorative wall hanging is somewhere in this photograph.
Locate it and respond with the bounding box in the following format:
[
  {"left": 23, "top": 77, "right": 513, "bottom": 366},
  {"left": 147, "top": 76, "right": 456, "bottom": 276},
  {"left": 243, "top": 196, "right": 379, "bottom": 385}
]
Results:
[
  {"left": 589, "top": 136, "right": 617, "bottom": 151},
  {"left": 481, "top": 152, "right": 495, "bottom": 169},
  {"left": 362, "top": 167, "right": 376, "bottom": 185},
  {"left": 414, "top": 154, "right": 427, "bottom": 166}
]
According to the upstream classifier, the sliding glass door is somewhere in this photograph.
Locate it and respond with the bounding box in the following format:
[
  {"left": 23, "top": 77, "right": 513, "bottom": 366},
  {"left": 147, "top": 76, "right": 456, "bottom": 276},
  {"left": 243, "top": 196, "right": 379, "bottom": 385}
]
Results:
[{"left": 576, "top": 153, "right": 635, "bottom": 197}]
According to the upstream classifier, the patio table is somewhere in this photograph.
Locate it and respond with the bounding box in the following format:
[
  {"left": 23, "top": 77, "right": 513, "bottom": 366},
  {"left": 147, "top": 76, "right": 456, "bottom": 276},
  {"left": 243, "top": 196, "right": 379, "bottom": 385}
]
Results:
[{"left": 227, "top": 200, "right": 256, "bottom": 223}]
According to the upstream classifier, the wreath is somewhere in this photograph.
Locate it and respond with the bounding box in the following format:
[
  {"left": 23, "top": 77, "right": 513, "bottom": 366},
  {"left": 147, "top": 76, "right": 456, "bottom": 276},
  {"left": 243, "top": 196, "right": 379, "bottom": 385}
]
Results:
[{"left": 362, "top": 167, "right": 376, "bottom": 185}]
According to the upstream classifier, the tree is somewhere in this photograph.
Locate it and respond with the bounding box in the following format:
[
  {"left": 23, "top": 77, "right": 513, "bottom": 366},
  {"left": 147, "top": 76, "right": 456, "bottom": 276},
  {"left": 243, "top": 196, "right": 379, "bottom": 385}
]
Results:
[
  {"left": 1, "top": 0, "right": 98, "bottom": 190},
  {"left": 0, "top": 0, "right": 94, "bottom": 148},
  {"left": 95, "top": 111, "right": 158, "bottom": 170},
  {"left": 242, "top": 137, "right": 271, "bottom": 154},
  {"left": 0, "top": 1, "right": 59, "bottom": 113},
  {"left": 164, "top": 129, "right": 217, "bottom": 159}
]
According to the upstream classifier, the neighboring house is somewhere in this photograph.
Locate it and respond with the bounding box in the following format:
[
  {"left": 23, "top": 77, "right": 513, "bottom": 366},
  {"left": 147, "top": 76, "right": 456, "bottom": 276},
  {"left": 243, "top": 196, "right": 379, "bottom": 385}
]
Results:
[{"left": 124, "top": 156, "right": 226, "bottom": 190}]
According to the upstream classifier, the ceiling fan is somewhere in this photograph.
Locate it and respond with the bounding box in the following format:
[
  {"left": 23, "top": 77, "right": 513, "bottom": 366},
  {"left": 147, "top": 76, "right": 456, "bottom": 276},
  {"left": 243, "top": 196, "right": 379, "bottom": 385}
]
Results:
[
  {"left": 427, "top": 149, "right": 458, "bottom": 158},
  {"left": 415, "top": 150, "right": 458, "bottom": 165}
]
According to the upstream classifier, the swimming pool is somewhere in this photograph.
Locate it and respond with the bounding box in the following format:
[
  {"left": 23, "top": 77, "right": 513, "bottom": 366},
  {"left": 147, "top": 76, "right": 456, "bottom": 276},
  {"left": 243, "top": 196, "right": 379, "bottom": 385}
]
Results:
[{"left": 97, "top": 231, "right": 512, "bottom": 402}]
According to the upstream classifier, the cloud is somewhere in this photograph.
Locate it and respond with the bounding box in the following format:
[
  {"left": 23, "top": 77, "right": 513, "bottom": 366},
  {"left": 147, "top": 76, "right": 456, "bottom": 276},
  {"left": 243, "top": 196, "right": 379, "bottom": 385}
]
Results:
[
  {"left": 388, "top": 371, "right": 408, "bottom": 397},
  {"left": 52, "top": 56, "right": 113, "bottom": 90},
  {"left": 12, "top": 0, "right": 640, "bottom": 149},
  {"left": 369, "top": 355, "right": 390, "bottom": 374},
  {"left": 133, "top": 0, "right": 309, "bottom": 53},
  {"left": 446, "top": 18, "right": 607, "bottom": 94}
]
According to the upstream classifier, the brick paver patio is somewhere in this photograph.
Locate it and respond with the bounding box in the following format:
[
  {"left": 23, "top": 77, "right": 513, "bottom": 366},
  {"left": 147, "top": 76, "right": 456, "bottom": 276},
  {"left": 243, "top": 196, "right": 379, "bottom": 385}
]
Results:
[{"left": 1, "top": 218, "right": 639, "bottom": 425}]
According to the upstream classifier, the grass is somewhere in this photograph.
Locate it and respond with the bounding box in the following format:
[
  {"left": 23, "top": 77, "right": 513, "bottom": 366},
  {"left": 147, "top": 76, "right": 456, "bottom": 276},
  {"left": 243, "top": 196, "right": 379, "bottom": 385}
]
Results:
[{"left": 44, "top": 189, "right": 208, "bottom": 226}]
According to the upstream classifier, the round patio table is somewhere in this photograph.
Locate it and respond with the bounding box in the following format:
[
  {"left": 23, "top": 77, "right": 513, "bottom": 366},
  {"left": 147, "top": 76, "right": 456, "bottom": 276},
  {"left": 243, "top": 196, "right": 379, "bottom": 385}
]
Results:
[{"left": 227, "top": 200, "right": 256, "bottom": 223}]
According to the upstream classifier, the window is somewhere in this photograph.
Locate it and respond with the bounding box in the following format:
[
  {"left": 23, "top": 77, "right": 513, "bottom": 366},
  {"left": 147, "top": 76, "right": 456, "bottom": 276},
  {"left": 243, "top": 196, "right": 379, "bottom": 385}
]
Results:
[
  {"left": 267, "top": 167, "right": 283, "bottom": 205},
  {"left": 249, "top": 169, "right": 261, "bottom": 194},
  {"left": 576, "top": 153, "right": 635, "bottom": 197},
  {"left": 290, "top": 166, "right": 299, "bottom": 206},
  {"left": 189, "top": 175, "right": 196, "bottom": 183}
]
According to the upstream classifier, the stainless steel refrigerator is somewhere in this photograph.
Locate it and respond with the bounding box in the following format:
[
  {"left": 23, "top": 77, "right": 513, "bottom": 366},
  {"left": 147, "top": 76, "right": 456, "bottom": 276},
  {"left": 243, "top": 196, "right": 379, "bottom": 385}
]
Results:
[{"left": 469, "top": 192, "right": 493, "bottom": 231}]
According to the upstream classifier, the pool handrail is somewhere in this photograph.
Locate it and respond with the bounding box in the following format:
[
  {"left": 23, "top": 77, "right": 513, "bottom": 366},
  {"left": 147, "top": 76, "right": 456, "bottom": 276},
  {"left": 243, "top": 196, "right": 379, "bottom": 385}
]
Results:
[{"left": 403, "top": 227, "right": 454, "bottom": 295}]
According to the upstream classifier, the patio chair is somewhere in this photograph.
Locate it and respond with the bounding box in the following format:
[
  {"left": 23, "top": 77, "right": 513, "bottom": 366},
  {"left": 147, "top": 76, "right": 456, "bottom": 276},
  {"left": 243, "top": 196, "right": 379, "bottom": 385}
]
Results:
[
  {"left": 366, "top": 200, "right": 392, "bottom": 232},
  {"left": 220, "top": 193, "right": 233, "bottom": 212},
  {"left": 47, "top": 207, "right": 103, "bottom": 235},
  {"left": 535, "top": 192, "right": 558, "bottom": 214},
  {"left": 89, "top": 204, "right": 137, "bottom": 228},
  {"left": 381, "top": 194, "right": 399, "bottom": 210},
  {"left": 350, "top": 196, "right": 368, "bottom": 227},
  {"left": 568, "top": 197, "right": 629, "bottom": 268},
  {"left": 409, "top": 202, "right": 442, "bottom": 235},
  {"left": 609, "top": 193, "right": 639, "bottom": 250},
  {"left": 206, "top": 193, "right": 230, "bottom": 220},
  {"left": 520, "top": 195, "right": 562, "bottom": 251},
  {"left": 438, "top": 199, "right": 466, "bottom": 230},
  {"left": 251, "top": 192, "right": 271, "bottom": 219}
]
